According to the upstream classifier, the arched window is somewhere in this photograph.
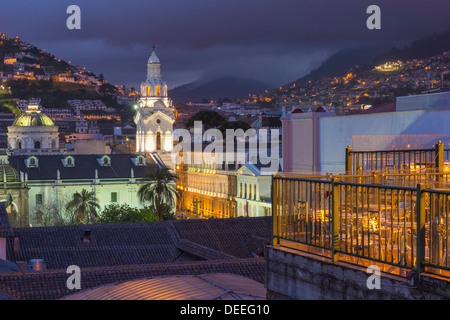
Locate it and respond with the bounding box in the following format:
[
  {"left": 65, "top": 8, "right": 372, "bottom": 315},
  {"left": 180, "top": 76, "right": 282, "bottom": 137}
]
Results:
[
  {"left": 34, "top": 141, "right": 41, "bottom": 149},
  {"left": 30, "top": 158, "right": 35, "bottom": 166},
  {"left": 156, "top": 85, "right": 160, "bottom": 97},
  {"left": 67, "top": 157, "right": 72, "bottom": 166},
  {"left": 156, "top": 132, "right": 161, "bottom": 150},
  {"left": 17, "top": 141, "right": 22, "bottom": 149},
  {"left": 51, "top": 140, "right": 56, "bottom": 149},
  {"left": 147, "top": 86, "right": 150, "bottom": 97}
]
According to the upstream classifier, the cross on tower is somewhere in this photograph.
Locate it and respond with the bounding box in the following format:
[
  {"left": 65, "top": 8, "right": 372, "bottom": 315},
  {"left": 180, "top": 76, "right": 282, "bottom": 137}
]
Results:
[{"left": 152, "top": 44, "right": 156, "bottom": 52}]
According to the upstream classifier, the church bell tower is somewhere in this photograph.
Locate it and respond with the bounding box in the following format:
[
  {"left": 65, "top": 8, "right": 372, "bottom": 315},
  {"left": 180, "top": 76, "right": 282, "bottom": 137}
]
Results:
[{"left": 134, "top": 47, "right": 175, "bottom": 153}]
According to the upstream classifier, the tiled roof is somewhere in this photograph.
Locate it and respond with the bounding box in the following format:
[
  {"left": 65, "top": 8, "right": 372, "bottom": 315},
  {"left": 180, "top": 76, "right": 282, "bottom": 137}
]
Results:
[
  {"left": 176, "top": 239, "right": 237, "bottom": 261},
  {"left": 62, "top": 273, "right": 266, "bottom": 300},
  {"left": 0, "top": 258, "right": 265, "bottom": 300},
  {"left": 172, "top": 217, "right": 271, "bottom": 259},
  {"left": 6, "top": 217, "right": 271, "bottom": 269},
  {"left": 8, "top": 220, "right": 182, "bottom": 269},
  {"left": 9, "top": 154, "right": 157, "bottom": 181}
]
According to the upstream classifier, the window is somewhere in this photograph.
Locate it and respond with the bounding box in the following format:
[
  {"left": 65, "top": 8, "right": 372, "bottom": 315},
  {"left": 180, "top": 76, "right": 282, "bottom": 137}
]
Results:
[
  {"left": 30, "top": 158, "right": 35, "bottom": 166},
  {"left": 111, "top": 192, "right": 118, "bottom": 202},
  {"left": 36, "top": 194, "right": 43, "bottom": 205},
  {"left": 34, "top": 141, "right": 41, "bottom": 149},
  {"left": 99, "top": 155, "right": 111, "bottom": 166}
]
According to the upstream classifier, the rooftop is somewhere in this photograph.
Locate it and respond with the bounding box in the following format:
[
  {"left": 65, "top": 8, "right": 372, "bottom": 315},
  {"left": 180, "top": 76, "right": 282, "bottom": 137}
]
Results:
[{"left": 5, "top": 216, "right": 271, "bottom": 270}]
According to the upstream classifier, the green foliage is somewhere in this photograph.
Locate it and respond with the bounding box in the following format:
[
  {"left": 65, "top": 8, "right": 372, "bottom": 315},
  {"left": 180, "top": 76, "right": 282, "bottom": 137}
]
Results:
[
  {"left": 66, "top": 189, "right": 100, "bottom": 224},
  {"left": 96, "top": 204, "right": 158, "bottom": 224},
  {"left": 0, "top": 95, "right": 20, "bottom": 116},
  {"left": 186, "top": 110, "right": 252, "bottom": 134},
  {"left": 186, "top": 110, "right": 225, "bottom": 129},
  {"left": 219, "top": 120, "right": 251, "bottom": 133},
  {"left": 138, "top": 166, "right": 179, "bottom": 221}
]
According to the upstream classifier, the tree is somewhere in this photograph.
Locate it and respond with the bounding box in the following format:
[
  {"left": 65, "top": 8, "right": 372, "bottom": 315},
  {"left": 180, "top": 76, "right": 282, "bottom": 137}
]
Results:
[
  {"left": 35, "top": 195, "right": 71, "bottom": 226},
  {"left": 137, "top": 166, "right": 179, "bottom": 221},
  {"left": 66, "top": 189, "right": 100, "bottom": 224},
  {"left": 96, "top": 204, "right": 158, "bottom": 224},
  {"left": 219, "top": 120, "right": 251, "bottom": 134},
  {"left": 186, "top": 110, "right": 225, "bottom": 130}
]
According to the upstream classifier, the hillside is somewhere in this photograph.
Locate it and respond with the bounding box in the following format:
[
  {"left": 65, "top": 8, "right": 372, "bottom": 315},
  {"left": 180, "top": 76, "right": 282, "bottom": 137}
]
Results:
[
  {"left": 0, "top": 33, "right": 135, "bottom": 121},
  {"left": 290, "top": 44, "right": 392, "bottom": 86},
  {"left": 169, "top": 76, "right": 270, "bottom": 104},
  {"left": 371, "top": 32, "right": 450, "bottom": 65}
]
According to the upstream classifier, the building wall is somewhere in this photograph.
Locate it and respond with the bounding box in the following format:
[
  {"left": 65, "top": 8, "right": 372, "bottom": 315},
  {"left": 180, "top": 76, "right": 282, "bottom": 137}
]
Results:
[
  {"left": 265, "top": 246, "right": 450, "bottom": 300},
  {"left": 319, "top": 109, "right": 450, "bottom": 172},
  {"left": 27, "top": 180, "right": 145, "bottom": 226},
  {"left": 177, "top": 168, "right": 236, "bottom": 219},
  {"left": 282, "top": 108, "right": 450, "bottom": 173},
  {"left": 236, "top": 174, "right": 271, "bottom": 217},
  {"left": 396, "top": 92, "right": 450, "bottom": 112},
  {"left": 282, "top": 112, "right": 324, "bottom": 173},
  {"left": 8, "top": 126, "right": 59, "bottom": 151},
  {"left": 0, "top": 186, "right": 29, "bottom": 228}
]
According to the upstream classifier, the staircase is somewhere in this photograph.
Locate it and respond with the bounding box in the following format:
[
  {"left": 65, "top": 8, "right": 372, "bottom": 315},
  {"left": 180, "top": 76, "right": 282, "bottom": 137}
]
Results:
[{"left": 150, "top": 152, "right": 176, "bottom": 172}]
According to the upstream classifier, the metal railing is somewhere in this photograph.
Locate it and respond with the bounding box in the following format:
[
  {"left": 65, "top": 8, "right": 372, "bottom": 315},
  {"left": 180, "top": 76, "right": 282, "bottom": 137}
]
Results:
[
  {"left": 272, "top": 175, "right": 450, "bottom": 277},
  {"left": 346, "top": 141, "right": 448, "bottom": 175}
]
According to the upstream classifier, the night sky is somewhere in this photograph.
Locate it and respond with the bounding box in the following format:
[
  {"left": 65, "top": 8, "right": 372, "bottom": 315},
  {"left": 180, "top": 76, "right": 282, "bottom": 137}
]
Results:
[{"left": 1, "top": 0, "right": 450, "bottom": 89}]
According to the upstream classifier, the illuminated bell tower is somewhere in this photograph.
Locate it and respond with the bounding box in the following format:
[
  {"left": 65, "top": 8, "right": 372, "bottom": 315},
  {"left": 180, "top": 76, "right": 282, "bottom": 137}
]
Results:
[{"left": 134, "top": 47, "right": 175, "bottom": 153}]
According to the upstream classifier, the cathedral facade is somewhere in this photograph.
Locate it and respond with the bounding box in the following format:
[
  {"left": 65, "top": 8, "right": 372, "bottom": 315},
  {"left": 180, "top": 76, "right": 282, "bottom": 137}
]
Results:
[{"left": 134, "top": 49, "right": 175, "bottom": 153}]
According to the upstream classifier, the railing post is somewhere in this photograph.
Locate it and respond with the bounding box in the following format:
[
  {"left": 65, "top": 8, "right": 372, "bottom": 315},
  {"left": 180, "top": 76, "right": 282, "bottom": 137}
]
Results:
[
  {"left": 331, "top": 178, "right": 340, "bottom": 262},
  {"left": 435, "top": 141, "right": 444, "bottom": 182},
  {"left": 272, "top": 174, "right": 278, "bottom": 246},
  {"left": 416, "top": 184, "right": 425, "bottom": 273},
  {"left": 345, "top": 145, "right": 352, "bottom": 173}
]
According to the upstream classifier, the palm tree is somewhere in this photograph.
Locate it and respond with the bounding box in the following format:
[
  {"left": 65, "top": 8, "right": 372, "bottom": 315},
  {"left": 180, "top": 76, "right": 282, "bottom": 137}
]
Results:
[
  {"left": 66, "top": 189, "right": 100, "bottom": 224},
  {"left": 138, "top": 166, "right": 179, "bottom": 221}
]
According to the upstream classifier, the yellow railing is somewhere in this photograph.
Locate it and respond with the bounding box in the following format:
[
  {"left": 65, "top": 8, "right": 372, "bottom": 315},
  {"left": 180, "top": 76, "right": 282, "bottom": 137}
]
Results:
[{"left": 272, "top": 175, "right": 450, "bottom": 278}]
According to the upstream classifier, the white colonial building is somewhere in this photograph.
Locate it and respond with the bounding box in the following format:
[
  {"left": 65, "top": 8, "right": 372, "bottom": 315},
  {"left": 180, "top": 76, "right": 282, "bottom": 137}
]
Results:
[
  {"left": 235, "top": 163, "right": 272, "bottom": 218},
  {"left": 7, "top": 103, "right": 63, "bottom": 155},
  {"left": 134, "top": 49, "right": 175, "bottom": 154}
]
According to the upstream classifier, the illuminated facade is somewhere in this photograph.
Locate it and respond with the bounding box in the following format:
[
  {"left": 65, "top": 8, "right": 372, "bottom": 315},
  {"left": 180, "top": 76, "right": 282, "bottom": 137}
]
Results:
[
  {"left": 235, "top": 163, "right": 272, "bottom": 217},
  {"left": 7, "top": 103, "right": 63, "bottom": 155},
  {"left": 176, "top": 153, "right": 238, "bottom": 219},
  {"left": 134, "top": 49, "right": 175, "bottom": 153}
]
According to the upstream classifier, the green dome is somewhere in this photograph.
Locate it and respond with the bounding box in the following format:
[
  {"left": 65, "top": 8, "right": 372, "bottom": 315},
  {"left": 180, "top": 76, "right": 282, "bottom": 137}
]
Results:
[
  {"left": 0, "top": 165, "right": 19, "bottom": 182},
  {"left": 12, "top": 112, "right": 54, "bottom": 127}
]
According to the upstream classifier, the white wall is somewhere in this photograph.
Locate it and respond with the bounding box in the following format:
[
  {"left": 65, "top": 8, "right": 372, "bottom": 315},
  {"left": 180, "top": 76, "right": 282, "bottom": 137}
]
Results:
[
  {"left": 319, "top": 109, "right": 450, "bottom": 171},
  {"left": 28, "top": 180, "right": 147, "bottom": 225}
]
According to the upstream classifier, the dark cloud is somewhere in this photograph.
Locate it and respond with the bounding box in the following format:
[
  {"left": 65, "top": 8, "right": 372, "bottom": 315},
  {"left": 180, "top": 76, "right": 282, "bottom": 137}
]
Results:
[{"left": 1, "top": 0, "right": 449, "bottom": 88}]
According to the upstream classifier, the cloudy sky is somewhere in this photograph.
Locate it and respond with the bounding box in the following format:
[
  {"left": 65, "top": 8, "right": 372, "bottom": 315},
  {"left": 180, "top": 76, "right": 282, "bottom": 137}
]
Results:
[{"left": 1, "top": 0, "right": 450, "bottom": 89}]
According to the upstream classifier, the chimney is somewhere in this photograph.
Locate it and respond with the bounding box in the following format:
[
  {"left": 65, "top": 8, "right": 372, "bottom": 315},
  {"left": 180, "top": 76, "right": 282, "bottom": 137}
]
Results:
[
  {"left": 0, "top": 236, "right": 6, "bottom": 260},
  {"left": 81, "top": 229, "right": 91, "bottom": 243}
]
